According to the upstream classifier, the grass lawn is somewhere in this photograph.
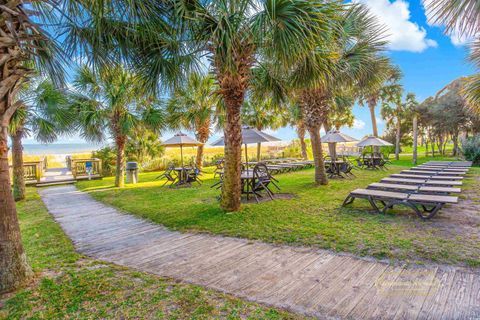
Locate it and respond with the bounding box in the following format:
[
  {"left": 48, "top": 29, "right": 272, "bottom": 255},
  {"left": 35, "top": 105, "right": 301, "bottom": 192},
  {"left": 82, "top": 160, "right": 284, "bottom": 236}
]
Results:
[
  {"left": 76, "top": 155, "right": 480, "bottom": 267},
  {"left": 0, "top": 188, "right": 308, "bottom": 319}
]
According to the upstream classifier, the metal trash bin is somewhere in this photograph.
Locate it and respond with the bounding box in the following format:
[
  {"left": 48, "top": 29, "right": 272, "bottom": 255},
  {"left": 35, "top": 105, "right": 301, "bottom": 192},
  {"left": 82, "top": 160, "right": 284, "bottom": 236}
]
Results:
[{"left": 126, "top": 161, "right": 138, "bottom": 184}]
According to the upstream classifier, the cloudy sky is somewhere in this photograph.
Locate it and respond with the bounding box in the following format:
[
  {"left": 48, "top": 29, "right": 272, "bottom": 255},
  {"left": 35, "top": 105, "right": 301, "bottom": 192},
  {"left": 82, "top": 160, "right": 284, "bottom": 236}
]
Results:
[{"left": 26, "top": 0, "right": 475, "bottom": 146}]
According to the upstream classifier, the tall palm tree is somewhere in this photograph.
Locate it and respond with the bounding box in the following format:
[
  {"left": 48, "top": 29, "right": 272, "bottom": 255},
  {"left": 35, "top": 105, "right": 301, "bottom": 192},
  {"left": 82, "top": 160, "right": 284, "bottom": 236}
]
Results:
[
  {"left": 71, "top": 65, "right": 165, "bottom": 187},
  {"left": 0, "top": 0, "right": 65, "bottom": 293},
  {"left": 166, "top": 72, "right": 220, "bottom": 169},
  {"left": 0, "top": 0, "right": 170, "bottom": 293},
  {"left": 380, "top": 86, "right": 404, "bottom": 160},
  {"left": 242, "top": 97, "right": 285, "bottom": 161},
  {"left": 9, "top": 79, "right": 74, "bottom": 201},
  {"left": 287, "top": 102, "right": 308, "bottom": 160},
  {"left": 290, "top": 4, "right": 389, "bottom": 185},
  {"left": 358, "top": 61, "right": 402, "bottom": 137}
]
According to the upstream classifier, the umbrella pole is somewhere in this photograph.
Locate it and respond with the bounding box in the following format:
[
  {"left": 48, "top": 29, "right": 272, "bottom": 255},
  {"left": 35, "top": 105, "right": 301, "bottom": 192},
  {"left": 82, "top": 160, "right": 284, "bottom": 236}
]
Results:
[
  {"left": 181, "top": 145, "right": 184, "bottom": 183},
  {"left": 245, "top": 144, "right": 248, "bottom": 173}
]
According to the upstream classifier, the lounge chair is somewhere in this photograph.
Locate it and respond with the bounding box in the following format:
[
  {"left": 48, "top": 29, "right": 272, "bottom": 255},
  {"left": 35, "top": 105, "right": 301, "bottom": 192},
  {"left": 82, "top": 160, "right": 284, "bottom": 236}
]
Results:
[
  {"left": 367, "top": 183, "right": 461, "bottom": 195},
  {"left": 381, "top": 177, "right": 462, "bottom": 187},
  {"left": 391, "top": 174, "right": 433, "bottom": 179},
  {"left": 428, "top": 175, "right": 463, "bottom": 181},
  {"left": 342, "top": 188, "right": 458, "bottom": 219}
]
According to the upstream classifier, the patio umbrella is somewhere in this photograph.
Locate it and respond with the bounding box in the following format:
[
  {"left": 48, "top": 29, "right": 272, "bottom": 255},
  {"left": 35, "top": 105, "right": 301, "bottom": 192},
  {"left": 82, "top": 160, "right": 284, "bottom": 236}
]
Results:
[
  {"left": 356, "top": 136, "right": 393, "bottom": 158},
  {"left": 321, "top": 130, "right": 358, "bottom": 160},
  {"left": 356, "top": 136, "right": 393, "bottom": 147},
  {"left": 210, "top": 126, "right": 281, "bottom": 170},
  {"left": 321, "top": 130, "right": 358, "bottom": 143},
  {"left": 161, "top": 132, "right": 203, "bottom": 168}
]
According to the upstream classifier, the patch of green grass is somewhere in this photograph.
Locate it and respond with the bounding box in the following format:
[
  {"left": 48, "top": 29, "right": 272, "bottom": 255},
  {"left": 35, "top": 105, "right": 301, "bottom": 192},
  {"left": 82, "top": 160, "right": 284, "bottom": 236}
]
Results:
[
  {"left": 0, "top": 188, "right": 308, "bottom": 320},
  {"left": 76, "top": 155, "right": 480, "bottom": 267}
]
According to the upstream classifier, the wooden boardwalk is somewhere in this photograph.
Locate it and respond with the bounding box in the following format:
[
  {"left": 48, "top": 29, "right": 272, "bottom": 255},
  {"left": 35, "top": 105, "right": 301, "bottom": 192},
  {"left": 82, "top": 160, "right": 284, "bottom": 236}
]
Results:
[{"left": 39, "top": 185, "right": 480, "bottom": 319}]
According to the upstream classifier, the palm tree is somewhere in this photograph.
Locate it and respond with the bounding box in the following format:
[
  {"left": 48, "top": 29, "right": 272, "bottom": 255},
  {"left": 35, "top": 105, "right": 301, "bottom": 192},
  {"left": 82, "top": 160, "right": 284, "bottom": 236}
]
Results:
[
  {"left": 290, "top": 4, "right": 388, "bottom": 185},
  {"left": 9, "top": 79, "right": 74, "bottom": 201},
  {"left": 242, "top": 97, "right": 285, "bottom": 161},
  {"left": 166, "top": 72, "right": 220, "bottom": 169},
  {"left": 0, "top": 0, "right": 66, "bottom": 293},
  {"left": 287, "top": 102, "right": 308, "bottom": 160},
  {"left": 71, "top": 65, "right": 165, "bottom": 188},
  {"left": 380, "top": 86, "right": 405, "bottom": 160},
  {"left": 358, "top": 61, "right": 402, "bottom": 137},
  {"left": 1, "top": 0, "right": 174, "bottom": 293},
  {"left": 156, "top": 0, "right": 339, "bottom": 211}
]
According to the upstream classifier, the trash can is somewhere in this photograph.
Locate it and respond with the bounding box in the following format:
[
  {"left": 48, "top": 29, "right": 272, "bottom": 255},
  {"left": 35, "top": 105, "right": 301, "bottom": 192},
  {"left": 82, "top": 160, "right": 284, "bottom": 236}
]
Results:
[{"left": 126, "top": 162, "right": 138, "bottom": 184}]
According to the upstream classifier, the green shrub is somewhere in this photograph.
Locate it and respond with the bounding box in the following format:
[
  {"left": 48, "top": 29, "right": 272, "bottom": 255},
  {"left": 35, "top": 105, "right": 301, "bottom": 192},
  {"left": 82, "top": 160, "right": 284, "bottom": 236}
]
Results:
[
  {"left": 462, "top": 135, "right": 480, "bottom": 165},
  {"left": 92, "top": 146, "right": 116, "bottom": 176}
]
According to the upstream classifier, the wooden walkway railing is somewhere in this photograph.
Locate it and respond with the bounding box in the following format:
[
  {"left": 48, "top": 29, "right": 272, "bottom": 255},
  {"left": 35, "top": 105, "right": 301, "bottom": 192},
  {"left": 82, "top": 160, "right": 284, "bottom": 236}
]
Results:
[
  {"left": 71, "top": 158, "right": 102, "bottom": 179},
  {"left": 9, "top": 158, "right": 46, "bottom": 183}
]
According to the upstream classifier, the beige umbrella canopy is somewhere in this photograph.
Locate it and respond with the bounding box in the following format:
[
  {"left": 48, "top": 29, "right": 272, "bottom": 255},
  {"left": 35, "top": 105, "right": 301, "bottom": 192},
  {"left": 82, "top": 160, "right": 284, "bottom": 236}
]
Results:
[
  {"left": 162, "top": 132, "right": 203, "bottom": 167},
  {"left": 321, "top": 130, "right": 358, "bottom": 143},
  {"left": 321, "top": 130, "right": 358, "bottom": 160},
  {"left": 356, "top": 136, "right": 393, "bottom": 147},
  {"left": 210, "top": 126, "right": 281, "bottom": 169}
]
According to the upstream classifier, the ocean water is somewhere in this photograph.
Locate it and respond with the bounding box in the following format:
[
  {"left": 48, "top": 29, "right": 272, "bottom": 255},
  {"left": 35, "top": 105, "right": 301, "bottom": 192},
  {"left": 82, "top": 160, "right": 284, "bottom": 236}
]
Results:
[{"left": 20, "top": 143, "right": 106, "bottom": 155}]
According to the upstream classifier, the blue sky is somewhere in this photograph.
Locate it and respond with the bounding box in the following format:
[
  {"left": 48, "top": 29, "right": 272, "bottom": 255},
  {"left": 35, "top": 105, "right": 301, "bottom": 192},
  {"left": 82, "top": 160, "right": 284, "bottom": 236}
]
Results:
[{"left": 25, "top": 0, "right": 476, "bottom": 146}]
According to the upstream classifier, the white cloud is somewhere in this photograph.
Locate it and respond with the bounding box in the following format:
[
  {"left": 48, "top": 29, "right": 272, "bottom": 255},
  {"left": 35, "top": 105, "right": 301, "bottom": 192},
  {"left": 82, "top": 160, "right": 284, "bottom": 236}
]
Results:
[
  {"left": 376, "top": 117, "right": 384, "bottom": 125},
  {"left": 354, "top": 0, "right": 437, "bottom": 52},
  {"left": 352, "top": 119, "right": 366, "bottom": 129}
]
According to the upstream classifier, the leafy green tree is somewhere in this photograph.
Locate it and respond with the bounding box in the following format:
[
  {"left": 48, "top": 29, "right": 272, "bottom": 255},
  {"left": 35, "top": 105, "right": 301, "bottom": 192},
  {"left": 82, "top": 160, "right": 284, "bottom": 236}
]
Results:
[
  {"left": 126, "top": 128, "right": 164, "bottom": 165},
  {"left": 71, "top": 65, "right": 165, "bottom": 187},
  {"left": 380, "top": 86, "right": 404, "bottom": 160},
  {"left": 9, "top": 79, "right": 74, "bottom": 201},
  {"left": 166, "top": 73, "right": 220, "bottom": 169}
]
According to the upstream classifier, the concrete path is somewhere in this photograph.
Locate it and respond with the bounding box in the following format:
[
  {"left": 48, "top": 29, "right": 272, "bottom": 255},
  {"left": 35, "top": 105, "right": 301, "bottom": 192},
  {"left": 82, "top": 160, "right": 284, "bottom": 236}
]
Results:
[
  {"left": 39, "top": 185, "right": 480, "bottom": 319},
  {"left": 40, "top": 168, "right": 75, "bottom": 183}
]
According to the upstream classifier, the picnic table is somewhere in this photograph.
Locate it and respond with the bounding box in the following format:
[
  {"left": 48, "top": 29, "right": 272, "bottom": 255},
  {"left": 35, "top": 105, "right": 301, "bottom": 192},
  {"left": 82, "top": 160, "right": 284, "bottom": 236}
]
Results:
[{"left": 325, "top": 160, "right": 345, "bottom": 178}]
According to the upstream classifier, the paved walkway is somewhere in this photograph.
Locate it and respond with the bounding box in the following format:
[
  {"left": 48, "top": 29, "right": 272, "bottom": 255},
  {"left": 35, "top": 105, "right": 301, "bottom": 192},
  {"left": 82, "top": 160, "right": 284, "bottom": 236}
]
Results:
[
  {"left": 39, "top": 185, "right": 480, "bottom": 320},
  {"left": 41, "top": 168, "right": 74, "bottom": 183}
]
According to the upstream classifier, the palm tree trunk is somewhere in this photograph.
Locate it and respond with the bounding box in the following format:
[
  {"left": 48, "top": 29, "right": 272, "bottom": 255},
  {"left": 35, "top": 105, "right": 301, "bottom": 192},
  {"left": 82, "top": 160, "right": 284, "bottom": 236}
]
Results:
[
  {"left": 412, "top": 114, "right": 418, "bottom": 165},
  {"left": 220, "top": 101, "right": 242, "bottom": 211},
  {"left": 323, "top": 121, "right": 336, "bottom": 160},
  {"left": 195, "top": 145, "right": 204, "bottom": 169},
  {"left": 0, "top": 1, "right": 35, "bottom": 293},
  {"left": 452, "top": 130, "right": 459, "bottom": 156},
  {"left": 309, "top": 127, "right": 328, "bottom": 185},
  {"left": 115, "top": 134, "right": 126, "bottom": 188},
  {"left": 300, "top": 88, "right": 329, "bottom": 185},
  {"left": 368, "top": 97, "right": 379, "bottom": 137},
  {"left": 296, "top": 122, "right": 308, "bottom": 160},
  {"left": 0, "top": 123, "right": 32, "bottom": 293},
  {"left": 11, "top": 127, "right": 25, "bottom": 201},
  {"left": 395, "top": 118, "right": 401, "bottom": 160},
  {"left": 195, "top": 126, "right": 210, "bottom": 170}
]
